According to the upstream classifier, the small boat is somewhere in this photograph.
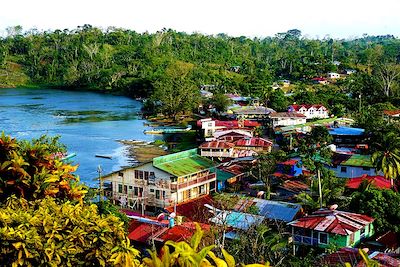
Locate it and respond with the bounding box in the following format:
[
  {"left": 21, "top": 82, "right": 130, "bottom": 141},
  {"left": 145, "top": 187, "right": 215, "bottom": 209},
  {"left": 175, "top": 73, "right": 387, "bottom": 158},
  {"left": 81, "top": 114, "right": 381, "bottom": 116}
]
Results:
[
  {"left": 95, "top": 154, "right": 113, "bottom": 159},
  {"left": 61, "top": 152, "right": 77, "bottom": 162},
  {"left": 143, "top": 125, "right": 192, "bottom": 135}
]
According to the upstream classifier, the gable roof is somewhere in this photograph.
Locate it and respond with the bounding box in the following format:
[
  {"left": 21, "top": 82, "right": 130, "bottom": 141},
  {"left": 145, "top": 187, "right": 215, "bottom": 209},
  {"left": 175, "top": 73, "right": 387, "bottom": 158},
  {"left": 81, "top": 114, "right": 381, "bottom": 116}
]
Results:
[
  {"left": 232, "top": 106, "right": 276, "bottom": 115},
  {"left": 199, "top": 141, "right": 235, "bottom": 149},
  {"left": 153, "top": 149, "right": 216, "bottom": 177},
  {"left": 289, "top": 104, "right": 327, "bottom": 111},
  {"left": 346, "top": 175, "right": 391, "bottom": 189},
  {"left": 288, "top": 209, "right": 374, "bottom": 235},
  {"left": 278, "top": 180, "right": 310, "bottom": 194},
  {"left": 234, "top": 137, "right": 273, "bottom": 147},
  {"left": 214, "top": 129, "right": 253, "bottom": 140}
]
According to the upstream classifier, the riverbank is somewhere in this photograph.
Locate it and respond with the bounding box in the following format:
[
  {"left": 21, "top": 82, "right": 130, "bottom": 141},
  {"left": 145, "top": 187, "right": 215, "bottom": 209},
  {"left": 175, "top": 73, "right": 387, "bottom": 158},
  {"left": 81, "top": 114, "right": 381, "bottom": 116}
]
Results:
[{"left": 118, "top": 140, "right": 168, "bottom": 163}]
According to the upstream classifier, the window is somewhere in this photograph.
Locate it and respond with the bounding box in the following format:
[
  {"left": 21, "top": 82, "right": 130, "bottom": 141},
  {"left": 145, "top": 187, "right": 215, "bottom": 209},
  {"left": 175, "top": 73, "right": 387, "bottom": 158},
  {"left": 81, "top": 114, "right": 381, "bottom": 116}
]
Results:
[
  {"left": 139, "top": 171, "right": 144, "bottom": 180},
  {"left": 162, "top": 191, "right": 166, "bottom": 200},
  {"left": 118, "top": 172, "right": 124, "bottom": 177},
  {"left": 118, "top": 184, "right": 123, "bottom": 193},
  {"left": 349, "top": 233, "right": 355, "bottom": 245},
  {"left": 144, "top": 171, "right": 149, "bottom": 180},
  {"left": 128, "top": 185, "right": 132, "bottom": 190},
  {"left": 360, "top": 227, "right": 366, "bottom": 237},
  {"left": 319, "top": 232, "right": 328, "bottom": 245},
  {"left": 134, "top": 187, "right": 138, "bottom": 196},
  {"left": 134, "top": 170, "right": 139, "bottom": 179},
  {"left": 362, "top": 167, "right": 371, "bottom": 171},
  {"left": 155, "top": 190, "right": 160, "bottom": 199},
  {"left": 123, "top": 185, "right": 128, "bottom": 194},
  {"left": 199, "top": 185, "right": 205, "bottom": 194},
  {"left": 150, "top": 189, "right": 154, "bottom": 193},
  {"left": 341, "top": 167, "right": 347, "bottom": 173}
]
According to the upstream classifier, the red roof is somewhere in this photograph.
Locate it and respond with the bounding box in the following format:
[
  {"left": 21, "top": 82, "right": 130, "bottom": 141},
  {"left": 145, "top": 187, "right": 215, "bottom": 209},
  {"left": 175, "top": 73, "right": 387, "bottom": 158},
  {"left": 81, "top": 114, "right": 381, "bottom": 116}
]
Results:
[
  {"left": 197, "top": 119, "right": 261, "bottom": 128},
  {"left": 279, "top": 180, "right": 309, "bottom": 193},
  {"left": 128, "top": 223, "right": 162, "bottom": 243},
  {"left": 288, "top": 209, "right": 374, "bottom": 235},
  {"left": 199, "top": 141, "right": 235, "bottom": 149},
  {"left": 234, "top": 137, "right": 273, "bottom": 148},
  {"left": 128, "top": 221, "right": 210, "bottom": 243},
  {"left": 312, "top": 77, "right": 328, "bottom": 81},
  {"left": 273, "top": 172, "right": 294, "bottom": 179},
  {"left": 322, "top": 248, "right": 400, "bottom": 267},
  {"left": 220, "top": 164, "right": 245, "bottom": 176},
  {"left": 346, "top": 175, "right": 392, "bottom": 189},
  {"left": 279, "top": 159, "right": 299, "bottom": 166},
  {"left": 383, "top": 110, "right": 400, "bottom": 116},
  {"left": 165, "top": 195, "right": 214, "bottom": 223},
  {"left": 289, "top": 104, "right": 327, "bottom": 111}
]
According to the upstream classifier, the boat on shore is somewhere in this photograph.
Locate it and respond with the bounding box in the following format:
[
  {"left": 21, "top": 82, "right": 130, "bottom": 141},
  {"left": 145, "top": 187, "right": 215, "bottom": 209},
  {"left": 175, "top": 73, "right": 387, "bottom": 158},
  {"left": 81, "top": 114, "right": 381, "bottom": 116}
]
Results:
[
  {"left": 95, "top": 154, "right": 113, "bottom": 159},
  {"left": 144, "top": 125, "right": 192, "bottom": 135}
]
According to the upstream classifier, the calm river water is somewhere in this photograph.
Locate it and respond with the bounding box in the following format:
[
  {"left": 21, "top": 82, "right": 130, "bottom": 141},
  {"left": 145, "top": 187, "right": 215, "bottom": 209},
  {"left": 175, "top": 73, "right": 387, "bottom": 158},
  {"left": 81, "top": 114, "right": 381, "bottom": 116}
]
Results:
[{"left": 0, "top": 88, "right": 156, "bottom": 186}]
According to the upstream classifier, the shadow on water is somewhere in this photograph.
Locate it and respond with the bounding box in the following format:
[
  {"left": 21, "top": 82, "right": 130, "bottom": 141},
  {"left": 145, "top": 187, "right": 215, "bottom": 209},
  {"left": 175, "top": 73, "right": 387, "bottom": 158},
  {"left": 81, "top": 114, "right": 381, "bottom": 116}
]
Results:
[{"left": 59, "top": 112, "right": 138, "bottom": 124}]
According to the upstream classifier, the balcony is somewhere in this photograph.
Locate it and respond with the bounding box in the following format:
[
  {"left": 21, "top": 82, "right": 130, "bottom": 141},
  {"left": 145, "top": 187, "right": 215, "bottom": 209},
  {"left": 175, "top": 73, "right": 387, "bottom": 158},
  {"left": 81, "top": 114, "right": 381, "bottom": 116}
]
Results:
[{"left": 170, "top": 173, "right": 216, "bottom": 191}]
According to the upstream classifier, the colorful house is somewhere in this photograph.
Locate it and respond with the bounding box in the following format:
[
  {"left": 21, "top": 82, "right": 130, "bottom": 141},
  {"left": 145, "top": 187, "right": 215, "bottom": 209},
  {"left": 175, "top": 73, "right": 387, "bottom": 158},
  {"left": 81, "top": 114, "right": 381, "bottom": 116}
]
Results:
[
  {"left": 288, "top": 209, "right": 374, "bottom": 249},
  {"left": 329, "top": 154, "right": 377, "bottom": 178},
  {"left": 345, "top": 175, "right": 392, "bottom": 190},
  {"left": 233, "top": 137, "right": 273, "bottom": 153},
  {"left": 287, "top": 104, "right": 329, "bottom": 119},
  {"left": 102, "top": 149, "right": 217, "bottom": 211}
]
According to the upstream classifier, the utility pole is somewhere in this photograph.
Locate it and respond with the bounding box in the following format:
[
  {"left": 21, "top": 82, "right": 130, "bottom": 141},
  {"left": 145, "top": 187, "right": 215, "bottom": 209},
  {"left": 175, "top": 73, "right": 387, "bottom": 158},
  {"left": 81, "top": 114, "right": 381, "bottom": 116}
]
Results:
[
  {"left": 97, "top": 165, "right": 104, "bottom": 203},
  {"left": 317, "top": 169, "right": 323, "bottom": 209}
]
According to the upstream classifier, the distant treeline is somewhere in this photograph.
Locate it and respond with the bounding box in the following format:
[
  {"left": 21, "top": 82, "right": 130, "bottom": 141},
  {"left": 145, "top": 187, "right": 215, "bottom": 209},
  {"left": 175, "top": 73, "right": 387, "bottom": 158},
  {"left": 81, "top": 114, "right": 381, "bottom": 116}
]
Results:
[{"left": 1, "top": 25, "right": 399, "bottom": 97}]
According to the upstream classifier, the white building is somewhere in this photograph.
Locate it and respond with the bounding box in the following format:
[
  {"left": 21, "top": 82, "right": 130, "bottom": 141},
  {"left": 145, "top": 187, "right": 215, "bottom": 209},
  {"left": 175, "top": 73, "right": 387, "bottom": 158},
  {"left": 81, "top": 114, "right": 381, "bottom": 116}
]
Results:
[
  {"left": 327, "top": 72, "right": 341, "bottom": 79},
  {"left": 288, "top": 104, "right": 329, "bottom": 119},
  {"left": 269, "top": 112, "right": 307, "bottom": 128}
]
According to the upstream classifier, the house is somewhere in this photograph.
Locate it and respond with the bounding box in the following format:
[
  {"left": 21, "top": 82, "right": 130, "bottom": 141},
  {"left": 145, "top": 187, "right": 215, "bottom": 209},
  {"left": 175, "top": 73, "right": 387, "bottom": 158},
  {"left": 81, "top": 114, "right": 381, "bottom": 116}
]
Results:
[
  {"left": 200, "top": 90, "right": 213, "bottom": 98},
  {"left": 269, "top": 112, "right": 307, "bottom": 128},
  {"left": 327, "top": 72, "right": 341, "bottom": 79},
  {"left": 103, "top": 149, "right": 217, "bottom": 211},
  {"left": 279, "top": 79, "right": 291, "bottom": 87},
  {"left": 328, "top": 126, "right": 366, "bottom": 146},
  {"left": 199, "top": 141, "right": 235, "bottom": 159},
  {"left": 312, "top": 77, "right": 329, "bottom": 85},
  {"left": 231, "top": 106, "right": 276, "bottom": 121},
  {"left": 197, "top": 118, "right": 260, "bottom": 141},
  {"left": 288, "top": 104, "right": 329, "bottom": 119},
  {"left": 213, "top": 129, "right": 253, "bottom": 142},
  {"left": 233, "top": 137, "right": 273, "bottom": 153},
  {"left": 288, "top": 208, "right": 374, "bottom": 249},
  {"left": 329, "top": 154, "right": 377, "bottom": 178},
  {"left": 216, "top": 163, "right": 247, "bottom": 191}
]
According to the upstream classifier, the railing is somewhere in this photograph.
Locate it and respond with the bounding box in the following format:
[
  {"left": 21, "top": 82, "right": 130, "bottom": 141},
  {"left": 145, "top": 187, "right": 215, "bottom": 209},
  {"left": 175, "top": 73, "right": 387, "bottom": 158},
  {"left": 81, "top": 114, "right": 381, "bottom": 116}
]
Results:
[
  {"left": 293, "top": 235, "right": 319, "bottom": 246},
  {"left": 170, "top": 173, "right": 216, "bottom": 191}
]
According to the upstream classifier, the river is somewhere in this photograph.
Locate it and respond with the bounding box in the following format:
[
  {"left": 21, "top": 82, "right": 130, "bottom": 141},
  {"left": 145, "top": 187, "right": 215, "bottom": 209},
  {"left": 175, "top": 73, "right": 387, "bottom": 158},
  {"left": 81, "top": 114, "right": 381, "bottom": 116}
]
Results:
[{"left": 0, "top": 88, "right": 157, "bottom": 186}]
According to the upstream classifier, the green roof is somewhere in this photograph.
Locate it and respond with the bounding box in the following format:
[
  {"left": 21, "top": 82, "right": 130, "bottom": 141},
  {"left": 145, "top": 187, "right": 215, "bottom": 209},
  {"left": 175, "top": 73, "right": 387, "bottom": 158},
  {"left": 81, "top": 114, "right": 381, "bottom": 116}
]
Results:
[
  {"left": 216, "top": 168, "right": 235, "bottom": 181},
  {"left": 342, "top": 154, "right": 374, "bottom": 168},
  {"left": 153, "top": 148, "right": 216, "bottom": 177}
]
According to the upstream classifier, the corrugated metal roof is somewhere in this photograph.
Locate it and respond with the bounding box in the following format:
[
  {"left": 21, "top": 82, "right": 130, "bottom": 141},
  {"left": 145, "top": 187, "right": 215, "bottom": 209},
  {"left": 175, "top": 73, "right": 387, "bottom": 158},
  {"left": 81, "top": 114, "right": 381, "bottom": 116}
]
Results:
[
  {"left": 234, "top": 137, "right": 273, "bottom": 147},
  {"left": 288, "top": 209, "right": 374, "bottom": 235},
  {"left": 346, "top": 175, "right": 391, "bottom": 189},
  {"left": 269, "top": 112, "right": 307, "bottom": 118},
  {"left": 209, "top": 211, "right": 265, "bottom": 230},
  {"left": 153, "top": 149, "right": 216, "bottom": 177},
  {"left": 342, "top": 154, "right": 374, "bottom": 168},
  {"left": 328, "top": 127, "right": 365, "bottom": 136},
  {"left": 234, "top": 198, "right": 302, "bottom": 222},
  {"left": 216, "top": 168, "right": 236, "bottom": 181},
  {"left": 199, "top": 141, "right": 235, "bottom": 149}
]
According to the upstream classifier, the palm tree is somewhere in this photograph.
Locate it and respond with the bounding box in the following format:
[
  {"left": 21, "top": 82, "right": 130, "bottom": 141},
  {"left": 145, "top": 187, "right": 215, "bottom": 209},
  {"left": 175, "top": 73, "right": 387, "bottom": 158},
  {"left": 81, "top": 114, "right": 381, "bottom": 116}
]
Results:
[{"left": 371, "top": 132, "right": 400, "bottom": 186}]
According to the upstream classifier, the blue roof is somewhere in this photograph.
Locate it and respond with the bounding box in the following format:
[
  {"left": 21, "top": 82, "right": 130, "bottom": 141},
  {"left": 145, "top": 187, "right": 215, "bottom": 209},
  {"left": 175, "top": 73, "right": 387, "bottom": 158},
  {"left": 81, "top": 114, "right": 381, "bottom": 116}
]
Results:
[
  {"left": 235, "top": 198, "right": 302, "bottom": 222},
  {"left": 329, "top": 127, "right": 365, "bottom": 136},
  {"left": 209, "top": 211, "right": 265, "bottom": 230}
]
